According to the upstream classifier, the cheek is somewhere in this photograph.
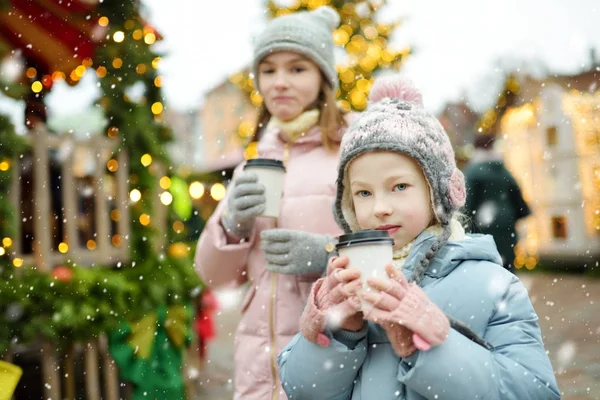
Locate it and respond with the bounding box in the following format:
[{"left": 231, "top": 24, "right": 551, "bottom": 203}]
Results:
[
  {"left": 299, "top": 76, "right": 321, "bottom": 103},
  {"left": 353, "top": 201, "right": 371, "bottom": 228}
]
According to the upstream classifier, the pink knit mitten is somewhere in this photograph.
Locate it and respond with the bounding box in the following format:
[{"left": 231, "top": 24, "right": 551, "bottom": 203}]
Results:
[
  {"left": 299, "top": 257, "right": 363, "bottom": 347},
  {"left": 362, "top": 264, "right": 449, "bottom": 356}
]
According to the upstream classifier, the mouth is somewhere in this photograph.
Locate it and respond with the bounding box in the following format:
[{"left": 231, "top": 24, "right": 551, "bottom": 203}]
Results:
[
  {"left": 273, "top": 96, "right": 293, "bottom": 102},
  {"left": 376, "top": 225, "right": 401, "bottom": 235}
]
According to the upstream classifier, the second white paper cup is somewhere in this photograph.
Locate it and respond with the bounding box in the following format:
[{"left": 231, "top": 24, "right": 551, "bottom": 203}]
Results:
[{"left": 243, "top": 158, "right": 285, "bottom": 218}]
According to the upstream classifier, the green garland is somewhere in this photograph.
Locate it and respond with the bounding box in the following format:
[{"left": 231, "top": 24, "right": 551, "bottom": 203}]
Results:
[{"left": 0, "top": 1, "right": 203, "bottom": 355}]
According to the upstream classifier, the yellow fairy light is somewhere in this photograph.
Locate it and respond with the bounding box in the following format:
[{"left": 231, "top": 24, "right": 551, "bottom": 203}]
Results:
[
  {"left": 140, "top": 154, "right": 153, "bottom": 167},
  {"left": 152, "top": 57, "right": 162, "bottom": 69},
  {"left": 250, "top": 90, "right": 263, "bottom": 106},
  {"left": 144, "top": 33, "right": 156, "bottom": 45},
  {"left": 356, "top": 78, "right": 371, "bottom": 92},
  {"left": 189, "top": 181, "right": 205, "bottom": 199},
  {"left": 98, "top": 16, "right": 109, "bottom": 27},
  {"left": 124, "top": 19, "right": 135, "bottom": 30},
  {"left": 113, "top": 31, "right": 125, "bottom": 43},
  {"left": 82, "top": 58, "right": 93, "bottom": 68},
  {"left": 86, "top": 240, "right": 97, "bottom": 250},
  {"left": 75, "top": 65, "right": 86, "bottom": 78},
  {"left": 13, "top": 258, "right": 23, "bottom": 268},
  {"left": 107, "top": 159, "right": 119, "bottom": 172},
  {"left": 151, "top": 102, "right": 163, "bottom": 115},
  {"left": 381, "top": 49, "right": 395, "bottom": 63},
  {"left": 525, "top": 256, "right": 537, "bottom": 270},
  {"left": 333, "top": 28, "right": 350, "bottom": 46},
  {"left": 244, "top": 141, "right": 259, "bottom": 160},
  {"left": 337, "top": 99, "right": 351, "bottom": 112},
  {"left": 58, "top": 242, "right": 69, "bottom": 253},
  {"left": 96, "top": 66, "right": 107, "bottom": 78},
  {"left": 112, "top": 58, "right": 123, "bottom": 69},
  {"left": 112, "top": 235, "right": 122, "bottom": 247},
  {"left": 139, "top": 214, "right": 151, "bottom": 226},
  {"left": 159, "top": 176, "right": 171, "bottom": 190},
  {"left": 160, "top": 191, "right": 173, "bottom": 205},
  {"left": 0, "top": 161, "right": 9, "bottom": 171},
  {"left": 340, "top": 69, "right": 355, "bottom": 84},
  {"left": 168, "top": 242, "right": 189, "bottom": 258},
  {"left": 132, "top": 29, "right": 143, "bottom": 40},
  {"left": 0, "top": 247, "right": 5, "bottom": 256},
  {"left": 229, "top": 72, "right": 244, "bottom": 84},
  {"left": 210, "top": 183, "right": 226, "bottom": 201},
  {"left": 2, "top": 237, "right": 12, "bottom": 247},
  {"left": 52, "top": 71, "right": 66, "bottom": 82},
  {"left": 359, "top": 57, "right": 376, "bottom": 72},
  {"left": 110, "top": 209, "right": 121, "bottom": 222},
  {"left": 129, "top": 189, "right": 142, "bottom": 202},
  {"left": 363, "top": 26, "right": 379, "bottom": 40},
  {"left": 26, "top": 67, "right": 37, "bottom": 79},
  {"left": 31, "top": 81, "right": 43, "bottom": 93},
  {"left": 350, "top": 90, "right": 366, "bottom": 107},
  {"left": 107, "top": 126, "right": 119, "bottom": 138},
  {"left": 173, "top": 220, "right": 185, "bottom": 233},
  {"left": 238, "top": 121, "right": 255, "bottom": 138},
  {"left": 136, "top": 64, "right": 147, "bottom": 74},
  {"left": 154, "top": 76, "right": 162, "bottom": 87}
]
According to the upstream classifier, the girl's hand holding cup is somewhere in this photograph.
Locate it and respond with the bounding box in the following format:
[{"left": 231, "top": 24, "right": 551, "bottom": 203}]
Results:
[
  {"left": 221, "top": 171, "right": 266, "bottom": 238},
  {"left": 361, "top": 264, "right": 449, "bottom": 357},
  {"left": 299, "top": 256, "right": 364, "bottom": 347}
]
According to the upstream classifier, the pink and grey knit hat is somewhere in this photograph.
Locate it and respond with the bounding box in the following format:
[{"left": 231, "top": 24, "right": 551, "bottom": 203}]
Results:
[{"left": 334, "top": 75, "right": 466, "bottom": 282}]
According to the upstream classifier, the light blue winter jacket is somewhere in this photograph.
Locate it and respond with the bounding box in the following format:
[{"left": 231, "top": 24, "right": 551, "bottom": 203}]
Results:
[{"left": 278, "top": 232, "right": 560, "bottom": 399}]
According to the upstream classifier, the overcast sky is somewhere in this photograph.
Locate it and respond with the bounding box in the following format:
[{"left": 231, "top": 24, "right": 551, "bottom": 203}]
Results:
[{"left": 1, "top": 0, "right": 599, "bottom": 131}]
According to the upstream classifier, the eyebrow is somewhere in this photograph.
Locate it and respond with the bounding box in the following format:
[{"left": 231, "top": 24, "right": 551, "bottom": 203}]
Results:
[
  {"left": 351, "top": 174, "right": 415, "bottom": 186},
  {"left": 259, "top": 57, "right": 309, "bottom": 66}
]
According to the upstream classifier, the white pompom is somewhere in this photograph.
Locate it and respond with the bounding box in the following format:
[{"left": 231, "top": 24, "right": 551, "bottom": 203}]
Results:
[{"left": 312, "top": 6, "right": 340, "bottom": 30}]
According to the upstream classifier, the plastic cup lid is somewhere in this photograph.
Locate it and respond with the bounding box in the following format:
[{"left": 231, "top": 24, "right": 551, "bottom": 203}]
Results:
[
  {"left": 244, "top": 158, "right": 286, "bottom": 171},
  {"left": 336, "top": 229, "right": 394, "bottom": 249}
]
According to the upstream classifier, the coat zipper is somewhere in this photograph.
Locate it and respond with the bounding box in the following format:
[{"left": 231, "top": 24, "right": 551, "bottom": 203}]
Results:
[
  {"left": 269, "top": 142, "right": 290, "bottom": 399},
  {"left": 269, "top": 273, "right": 278, "bottom": 400}
]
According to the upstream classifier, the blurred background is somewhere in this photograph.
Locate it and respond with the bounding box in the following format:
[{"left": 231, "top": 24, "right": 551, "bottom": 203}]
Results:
[{"left": 0, "top": 0, "right": 598, "bottom": 399}]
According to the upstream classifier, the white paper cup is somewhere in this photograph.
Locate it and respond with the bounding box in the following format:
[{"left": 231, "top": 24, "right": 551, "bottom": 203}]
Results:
[
  {"left": 336, "top": 230, "right": 394, "bottom": 310},
  {"left": 243, "top": 158, "right": 286, "bottom": 218}
]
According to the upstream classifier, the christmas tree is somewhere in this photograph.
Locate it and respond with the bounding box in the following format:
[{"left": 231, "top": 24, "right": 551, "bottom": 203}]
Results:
[{"left": 0, "top": 1, "right": 201, "bottom": 397}]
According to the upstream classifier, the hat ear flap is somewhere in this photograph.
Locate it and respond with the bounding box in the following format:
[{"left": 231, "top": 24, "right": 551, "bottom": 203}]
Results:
[{"left": 448, "top": 168, "right": 466, "bottom": 209}]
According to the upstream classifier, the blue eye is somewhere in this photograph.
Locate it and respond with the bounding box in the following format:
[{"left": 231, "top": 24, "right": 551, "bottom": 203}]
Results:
[
  {"left": 394, "top": 184, "right": 407, "bottom": 191},
  {"left": 356, "top": 190, "right": 371, "bottom": 198}
]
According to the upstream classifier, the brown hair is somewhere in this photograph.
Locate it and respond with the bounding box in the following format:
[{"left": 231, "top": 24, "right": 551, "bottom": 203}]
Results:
[{"left": 249, "top": 79, "right": 346, "bottom": 152}]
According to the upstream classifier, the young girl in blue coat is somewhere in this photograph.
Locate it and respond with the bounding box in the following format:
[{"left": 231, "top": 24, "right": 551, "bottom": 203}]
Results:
[{"left": 277, "top": 75, "right": 560, "bottom": 400}]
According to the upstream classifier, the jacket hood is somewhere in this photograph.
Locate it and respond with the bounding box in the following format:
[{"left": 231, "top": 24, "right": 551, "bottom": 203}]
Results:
[{"left": 403, "top": 231, "right": 503, "bottom": 281}]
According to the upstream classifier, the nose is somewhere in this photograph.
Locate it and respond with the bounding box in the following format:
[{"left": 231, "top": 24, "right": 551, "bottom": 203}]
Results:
[
  {"left": 274, "top": 70, "right": 289, "bottom": 90},
  {"left": 373, "top": 196, "right": 393, "bottom": 219}
]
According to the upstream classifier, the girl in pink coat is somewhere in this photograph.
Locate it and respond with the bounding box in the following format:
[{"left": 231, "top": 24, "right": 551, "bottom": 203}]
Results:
[{"left": 194, "top": 6, "right": 348, "bottom": 399}]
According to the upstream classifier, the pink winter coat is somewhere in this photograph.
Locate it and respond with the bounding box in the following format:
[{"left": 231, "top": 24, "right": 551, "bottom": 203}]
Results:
[{"left": 194, "top": 123, "right": 345, "bottom": 399}]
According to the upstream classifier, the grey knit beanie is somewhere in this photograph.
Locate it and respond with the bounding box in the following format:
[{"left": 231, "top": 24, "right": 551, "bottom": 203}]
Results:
[
  {"left": 334, "top": 75, "right": 467, "bottom": 283},
  {"left": 251, "top": 6, "right": 340, "bottom": 90}
]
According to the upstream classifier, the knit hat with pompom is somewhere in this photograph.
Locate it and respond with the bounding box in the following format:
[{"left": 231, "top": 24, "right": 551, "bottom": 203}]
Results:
[
  {"left": 334, "top": 75, "right": 466, "bottom": 283},
  {"left": 251, "top": 6, "right": 340, "bottom": 89}
]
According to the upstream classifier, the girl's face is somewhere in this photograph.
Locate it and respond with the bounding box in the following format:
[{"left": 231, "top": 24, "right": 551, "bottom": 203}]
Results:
[
  {"left": 348, "top": 151, "right": 434, "bottom": 251},
  {"left": 257, "top": 51, "right": 322, "bottom": 122}
]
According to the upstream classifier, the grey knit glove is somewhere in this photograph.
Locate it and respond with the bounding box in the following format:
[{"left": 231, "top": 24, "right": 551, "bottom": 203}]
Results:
[
  {"left": 260, "top": 229, "right": 336, "bottom": 275},
  {"left": 221, "top": 172, "right": 266, "bottom": 238}
]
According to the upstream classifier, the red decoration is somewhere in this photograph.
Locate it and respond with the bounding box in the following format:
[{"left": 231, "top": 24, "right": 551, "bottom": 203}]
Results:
[
  {"left": 194, "top": 289, "right": 219, "bottom": 360},
  {"left": 51, "top": 266, "right": 73, "bottom": 282}
]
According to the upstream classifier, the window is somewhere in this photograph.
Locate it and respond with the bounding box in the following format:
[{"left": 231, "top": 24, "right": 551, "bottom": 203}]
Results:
[
  {"left": 551, "top": 216, "right": 567, "bottom": 239},
  {"left": 546, "top": 126, "right": 558, "bottom": 146}
]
